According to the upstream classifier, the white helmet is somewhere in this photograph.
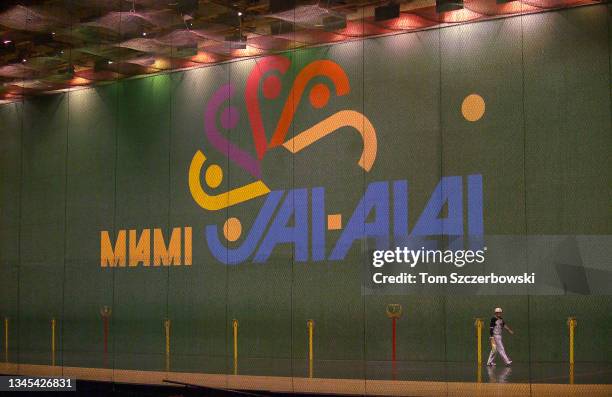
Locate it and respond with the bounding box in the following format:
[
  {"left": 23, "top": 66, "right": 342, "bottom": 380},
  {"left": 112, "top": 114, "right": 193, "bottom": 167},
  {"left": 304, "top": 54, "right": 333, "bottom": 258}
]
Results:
[{"left": 494, "top": 307, "right": 503, "bottom": 313}]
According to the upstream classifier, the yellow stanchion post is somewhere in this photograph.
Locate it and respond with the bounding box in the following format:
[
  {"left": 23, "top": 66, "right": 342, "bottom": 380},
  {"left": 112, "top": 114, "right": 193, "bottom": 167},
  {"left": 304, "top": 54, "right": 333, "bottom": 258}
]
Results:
[
  {"left": 164, "top": 319, "right": 171, "bottom": 372},
  {"left": 307, "top": 320, "right": 314, "bottom": 378},
  {"left": 474, "top": 318, "right": 483, "bottom": 383},
  {"left": 232, "top": 319, "right": 238, "bottom": 375},
  {"left": 51, "top": 318, "right": 56, "bottom": 366},
  {"left": 567, "top": 317, "right": 577, "bottom": 365},
  {"left": 475, "top": 318, "right": 483, "bottom": 365},
  {"left": 567, "top": 317, "right": 577, "bottom": 384},
  {"left": 4, "top": 317, "right": 8, "bottom": 363}
]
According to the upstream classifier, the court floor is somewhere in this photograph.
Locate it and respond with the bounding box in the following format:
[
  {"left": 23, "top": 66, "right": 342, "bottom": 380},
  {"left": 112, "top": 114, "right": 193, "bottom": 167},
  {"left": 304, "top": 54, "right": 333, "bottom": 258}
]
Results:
[{"left": 2, "top": 360, "right": 611, "bottom": 396}]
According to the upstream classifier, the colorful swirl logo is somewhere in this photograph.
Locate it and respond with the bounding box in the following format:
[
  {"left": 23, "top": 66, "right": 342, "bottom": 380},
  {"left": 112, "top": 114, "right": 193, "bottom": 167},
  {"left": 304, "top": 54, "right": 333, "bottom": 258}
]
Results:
[{"left": 188, "top": 55, "right": 378, "bottom": 212}]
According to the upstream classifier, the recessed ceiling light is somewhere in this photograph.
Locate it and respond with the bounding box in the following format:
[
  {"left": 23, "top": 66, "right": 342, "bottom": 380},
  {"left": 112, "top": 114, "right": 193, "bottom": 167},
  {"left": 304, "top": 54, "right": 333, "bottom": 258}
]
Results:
[
  {"left": 107, "top": 60, "right": 113, "bottom": 64},
  {"left": 142, "top": 32, "right": 147, "bottom": 36},
  {"left": 375, "top": 3, "right": 400, "bottom": 21},
  {"left": 436, "top": 0, "right": 463, "bottom": 13}
]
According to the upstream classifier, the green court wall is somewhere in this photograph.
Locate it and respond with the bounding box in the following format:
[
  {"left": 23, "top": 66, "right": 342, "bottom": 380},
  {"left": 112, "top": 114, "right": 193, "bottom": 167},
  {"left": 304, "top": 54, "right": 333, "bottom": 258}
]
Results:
[{"left": 0, "top": 4, "right": 610, "bottom": 375}]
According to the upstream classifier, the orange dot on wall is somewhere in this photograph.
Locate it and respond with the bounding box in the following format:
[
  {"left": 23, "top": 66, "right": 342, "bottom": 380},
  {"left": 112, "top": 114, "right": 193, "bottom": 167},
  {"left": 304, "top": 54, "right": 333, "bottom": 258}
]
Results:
[
  {"left": 461, "top": 93, "right": 485, "bottom": 122},
  {"left": 309, "top": 83, "right": 330, "bottom": 109},
  {"left": 223, "top": 217, "right": 242, "bottom": 242},
  {"left": 327, "top": 214, "right": 342, "bottom": 230}
]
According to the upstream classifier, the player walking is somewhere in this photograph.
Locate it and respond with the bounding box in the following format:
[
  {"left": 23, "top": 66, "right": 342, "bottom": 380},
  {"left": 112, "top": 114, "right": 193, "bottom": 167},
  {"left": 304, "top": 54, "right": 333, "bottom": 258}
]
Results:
[{"left": 486, "top": 307, "right": 514, "bottom": 366}]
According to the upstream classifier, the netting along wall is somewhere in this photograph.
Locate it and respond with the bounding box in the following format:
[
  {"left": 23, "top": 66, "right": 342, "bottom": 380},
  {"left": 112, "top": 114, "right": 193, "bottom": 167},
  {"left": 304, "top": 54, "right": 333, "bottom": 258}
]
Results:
[{"left": 0, "top": 4, "right": 610, "bottom": 381}]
